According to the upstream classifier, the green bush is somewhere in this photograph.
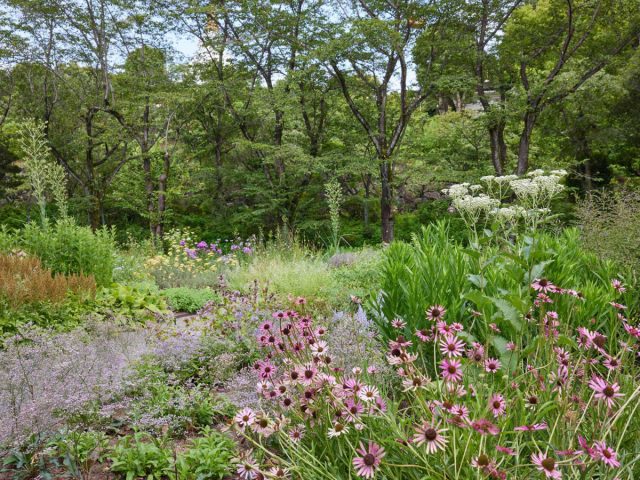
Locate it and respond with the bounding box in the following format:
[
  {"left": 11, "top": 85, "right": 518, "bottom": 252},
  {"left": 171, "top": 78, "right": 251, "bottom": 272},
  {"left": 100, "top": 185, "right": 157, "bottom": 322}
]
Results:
[
  {"left": 176, "top": 428, "right": 236, "bottom": 480},
  {"left": 161, "top": 287, "right": 219, "bottom": 313},
  {"left": 21, "top": 219, "right": 115, "bottom": 286}
]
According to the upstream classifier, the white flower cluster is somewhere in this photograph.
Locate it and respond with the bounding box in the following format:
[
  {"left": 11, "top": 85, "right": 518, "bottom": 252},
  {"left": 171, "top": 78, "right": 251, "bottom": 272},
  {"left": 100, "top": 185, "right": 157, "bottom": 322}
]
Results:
[
  {"left": 452, "top": 194, "right": 500, "bottom": 225},
  {"left": 442, "top": 183, "right": 470, "bottom": 199},
  {"left": 509, "top": 172, "right": 566, "bottom": 209},
  {"left": 444, "top": 169, "right": 568, "bottom": 236}
]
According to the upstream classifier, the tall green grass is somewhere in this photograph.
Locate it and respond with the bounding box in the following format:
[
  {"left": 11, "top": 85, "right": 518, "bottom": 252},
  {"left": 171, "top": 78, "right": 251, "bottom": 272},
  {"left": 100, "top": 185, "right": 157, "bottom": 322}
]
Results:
[{"left": 371, "top": 222, "right": 634, "bottom": 350}]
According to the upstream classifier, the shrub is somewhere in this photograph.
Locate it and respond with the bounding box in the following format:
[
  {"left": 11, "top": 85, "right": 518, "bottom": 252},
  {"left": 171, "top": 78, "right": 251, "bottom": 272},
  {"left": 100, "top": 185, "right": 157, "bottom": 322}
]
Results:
[
  {"left": 0, "top": 255, "right": 96, "bottom": 309},
  {"left": 162, "top": 287, "right": 219, "bottom": 313},
  {"left": 21, "top": 219, "right": 115, "bottom": 286},
  {"left": 576, "top": 189, "right": 640, "bottom": 272}
]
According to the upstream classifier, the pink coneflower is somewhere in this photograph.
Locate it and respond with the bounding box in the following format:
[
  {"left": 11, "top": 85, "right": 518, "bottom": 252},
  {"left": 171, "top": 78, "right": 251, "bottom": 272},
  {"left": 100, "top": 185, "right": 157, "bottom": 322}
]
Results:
[
  {"left": 260, "top": 320, "right": 273, "bottom": 332},
  {"left": 603, "top": 355, "right": 621, "bottom": 371},
  {"left": 415, "top": 328, "right": 432, "bottom": 342},
  {"left": 588, "top": 376, "right": 624, "bottom": 408},
  {"left": 496, "top": 445, "right": 516, "bottom": 456},
  {"left": 532, "top": 278, "right": 555, "bottom": 293},
  {"left": 288, "top": 425, "right": 305, "bottom": 443},
  {"left": 471, "top": 454, "right": 494, "bottom": 469},
  {"left": 489, "top": 393, "right": 506, "bottom": 417},
  {"left": 327, "top": 421, "right": 350, "bottom": 438},
  {"left": 310, "top": 340, "right": 329, "bottom": 356},
  {"left": 268, "top": 466, "right": 290, "bottom": 478},
  {"left": 515, "top": 422, "right": 547, "bottom": 432},
  {"left": 471, "top": 419, "right": 500, "bottom": 436},
  {"left": 237, "top": 459, "right": 260, "bottom": 479},
  {"left": 610, "top": 301, "right": 627, "bottom": 310},
  {"left": 451, "top": 404, "right": 470, "bottom": 421},
  {"left": 234, "top": 407, "right": 256, "bottom": 428},
  {"left": 300, "top": 363, "right": 318, "bottom": 385},
  {"left": 343, "top": 397, "right": 364, "bottom": 418},
  {"left": 440, "top": 358, "right": 463, "bottom": 383},
  {"left": 532, "top": 452, "right": 562, "bottom": 479},
  {"left": 506, "top": 342, "right": 517, "bottom": 351},
  {"left": 252, "top": 414, "right": 274, "bottom": 436},
  {"left": 484, "top": 358, "right": 501, "bottom": 374},
  {"left": 593, "top": 441, "right": 621, "bottom": 468},
  {"left": 427, "top": 305, "right": 446, "bottom": 321},
  {"left": 359, "top": 385, "right": 380, "bottom": 403},
  {"left": 489, "top": 323, "right": 501, "bottom": 333},
  {"left": 402, "top": 375, "right": 430, "bottom": 392},
  {"left": 611, "top": 279, "right": 626, "bottom": 293},
  {"left": 412, "top": 423, "right": 448, "bottom": 453},
  {"left": 352, "top": 441, "right": 385, "bottom": 478},
  {"left": 467, "top": 343, "right": 485, "bottom": 363},
  {"left": 391, "top": 318, "right": 406, "bottom": 329},
  {"left": 436, "top": 321, "right": 455, "bottom": 336},
  {"left": 439, "top": 334, "right": 466, "bottom": 357},
  {"left": 257, "top": 360, "right": 277, "bottom": 379}
]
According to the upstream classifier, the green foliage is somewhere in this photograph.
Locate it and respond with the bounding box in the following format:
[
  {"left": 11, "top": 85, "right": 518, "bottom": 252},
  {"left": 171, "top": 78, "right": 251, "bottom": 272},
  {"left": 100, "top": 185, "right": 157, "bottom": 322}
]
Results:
[
  {"left": 21, "top": 220, "right": 115, "bottom": 286},
  {"left": 371, "top": 221, "right": 632, "bottom": 349},
  {"left": 50, "top": 429, "right": 109, "bottom": 479},
  {"left": 108, "top": 433, "right": 174, "bottom": 480},
  {"left": 176, "top": 428, "right": 236, "bottom": 480},
  {"left": 161, "top": 287, "right": 219, "bottom": 313},
  {"left": 96, "top": 283, "right": 168, "bottom": 320},
  {"left": 0, "top": 296, "right": 92, "bottom": 336}
]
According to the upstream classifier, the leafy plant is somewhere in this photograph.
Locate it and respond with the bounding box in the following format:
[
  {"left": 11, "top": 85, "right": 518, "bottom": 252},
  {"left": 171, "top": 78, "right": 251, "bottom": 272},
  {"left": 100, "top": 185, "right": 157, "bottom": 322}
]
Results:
[
  {"left": 96, "top": 283, "right": 168, "bottom": 319},
  {"left": 50, "top": 429, "right": 109, "bottom": 480},
  {"left": 21, "top": 219, "right": 115, "bottom": 286},
  {"left": 176, "top": 427, "right": 236, "bottom": 480},
  {"left": 108, "top": 433, "right": 174, "bottom": 480},
  {"left": 161, "top": 287, "right": 219, "bottom": 313}
]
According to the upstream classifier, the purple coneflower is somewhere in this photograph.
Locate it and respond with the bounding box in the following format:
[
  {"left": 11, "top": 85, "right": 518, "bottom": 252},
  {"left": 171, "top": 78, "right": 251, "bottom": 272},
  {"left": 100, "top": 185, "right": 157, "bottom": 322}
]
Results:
[
  {"left": 588, "top": 375, "right": 624, "bottom": 408},
  {"left": 488, "top": 393, "right": 506, "bottom": 417},
  {"left": 352, "top": 441, "right": 385, "bottom": 478},
  {"left": 531, "top": 452, "right": 562, "bottom": 479},
  {"left": 439, "top": 334, "right": 466, "bottom": 357},
  {"left": 412, "top": 422, "right": 448, "bottom": 453},
  {"left": 426, "top": 305, "right": 446, "bottom": 321},
  {"left": 440, "top": 358, "right": 463, "bottom": 383},
  {"left": 484, "top": 358, "right": 501, "bottom": 374}
]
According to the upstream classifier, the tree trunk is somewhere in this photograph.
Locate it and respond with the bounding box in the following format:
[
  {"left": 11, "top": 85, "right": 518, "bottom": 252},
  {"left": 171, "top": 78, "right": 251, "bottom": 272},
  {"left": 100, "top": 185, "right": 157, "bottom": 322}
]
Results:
[
  {"left": 517, "top": 111, "right": 537, "bottom": 175},
  {"left": 488, "top": 121, "right": 507, "bottom": 176},
  {"left": 379, "top": 159, "right": 393, "bottom": 243},
  {"left": 142, "top": 152, "right": 155, "bottom": 241},
  {"left": 155, "top": 150, "right": 170, "bottom": 240}
]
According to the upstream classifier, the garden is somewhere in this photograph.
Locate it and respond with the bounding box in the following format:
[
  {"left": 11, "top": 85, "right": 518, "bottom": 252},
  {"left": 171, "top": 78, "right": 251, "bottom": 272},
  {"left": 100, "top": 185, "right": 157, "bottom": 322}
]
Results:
[
  {"left": 2, "top": 0, "right": 640, "bottom": 477},
  {"left": 2, "top": 163, "right": 640, "bottom": 480}
]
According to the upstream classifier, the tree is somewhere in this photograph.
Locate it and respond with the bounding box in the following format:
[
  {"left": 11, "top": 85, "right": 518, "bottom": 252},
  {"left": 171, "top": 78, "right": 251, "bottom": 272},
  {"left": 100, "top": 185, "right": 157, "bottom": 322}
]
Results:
[
  {"left": 324, "top": 0, "right": 442, "bottom": 242},
  {"left": 501, "top": 0, "right": 640, "bottom": 174}
]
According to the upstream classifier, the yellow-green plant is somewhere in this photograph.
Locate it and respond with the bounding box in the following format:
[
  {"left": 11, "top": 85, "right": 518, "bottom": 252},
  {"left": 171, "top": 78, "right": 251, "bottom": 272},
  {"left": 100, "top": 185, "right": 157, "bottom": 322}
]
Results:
[{"left": 18, "top": 120, "right": 69, "bottom": 224}]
